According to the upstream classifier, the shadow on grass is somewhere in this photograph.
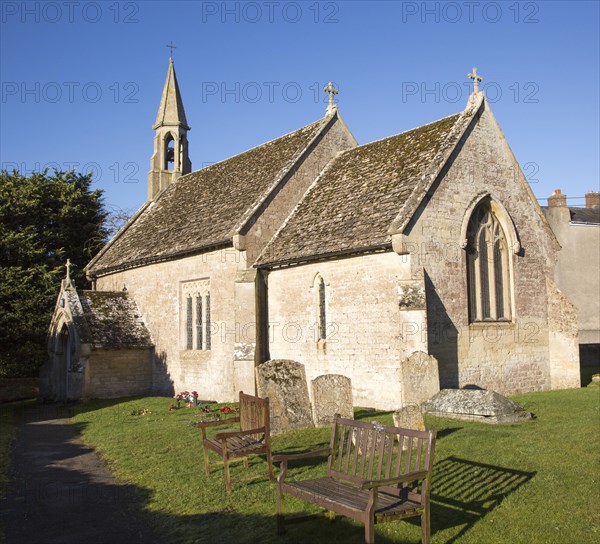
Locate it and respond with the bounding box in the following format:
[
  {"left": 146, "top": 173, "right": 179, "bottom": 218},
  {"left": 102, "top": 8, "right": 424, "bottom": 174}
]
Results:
[
  {"left": 429, "top": 456, "right": 536, "bottom": 544},
  {"left": 3, "top": 402, "right": 537, "bottom": 544}
]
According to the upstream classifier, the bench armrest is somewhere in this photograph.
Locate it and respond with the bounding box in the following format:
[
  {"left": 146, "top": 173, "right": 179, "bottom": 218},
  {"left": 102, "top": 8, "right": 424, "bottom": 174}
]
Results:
[
  {"left": 215, "top": 426, "right": 265, "bottom": 440},
  {"left": 272, "top": 448, "right": 331, "bottom": 463},
  {"left": 194, "top": 416, "right": 241, "bottom": 429},
  {"left": 360, "top": 470, "right": 430, "bottom": 490},
  {"left": 275, "top": 448, "right": 331, "bottom": 485}
]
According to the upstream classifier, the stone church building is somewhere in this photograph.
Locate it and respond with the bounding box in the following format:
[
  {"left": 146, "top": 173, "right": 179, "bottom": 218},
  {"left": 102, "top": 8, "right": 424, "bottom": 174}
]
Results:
[{"left": 43, "top": 61, "right": 580, "bottom": 407}]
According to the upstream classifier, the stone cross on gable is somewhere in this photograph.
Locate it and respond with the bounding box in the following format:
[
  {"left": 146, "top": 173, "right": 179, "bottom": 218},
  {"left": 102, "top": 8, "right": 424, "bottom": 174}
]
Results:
[
  {"left": 468, "top": 67, "right": 483, "bottom": 94},
  {"left": 167, "top": 41, "right": 176, "bottom": 59},
  {"left": 65, "top": 258, "right": 71, "bottom": 282},
  {"left": 323, "top": 81, "right": 338, "bottom": 114}
]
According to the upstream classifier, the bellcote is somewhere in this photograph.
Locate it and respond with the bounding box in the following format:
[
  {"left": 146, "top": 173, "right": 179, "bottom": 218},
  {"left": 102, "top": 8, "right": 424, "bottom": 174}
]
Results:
[{"left": 148, "top": 57, "right": 192, "bottom": 200}]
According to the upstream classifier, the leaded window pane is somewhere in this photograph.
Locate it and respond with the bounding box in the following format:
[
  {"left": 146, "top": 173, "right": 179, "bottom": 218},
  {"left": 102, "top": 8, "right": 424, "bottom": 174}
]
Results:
[
  {"left": 186, "top": 296, "right": 193, "bottom": 350},
  {"left": 196, "top": 296, "right": 203, "bottom": 350},
  {"left": 494, "top": 237, "right": 505, "bottom": 319},
  {"left": 478, "top": 231, "right": 491, "bottom": 319},
  {"left": 205, "top": 293, "right": 211, "bottom": 351},
  {"left": 318, "top": 277, "right": 326, "bottom": 340}
]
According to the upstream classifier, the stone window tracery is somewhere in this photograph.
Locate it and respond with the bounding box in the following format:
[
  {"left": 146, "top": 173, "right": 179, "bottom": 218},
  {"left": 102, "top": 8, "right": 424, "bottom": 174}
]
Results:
[
  {"left": 466, "top": 199, "right": 512, "bottom": 322},
  {"left": 182, "top": 280, "right": 211, "bottom": 350}
]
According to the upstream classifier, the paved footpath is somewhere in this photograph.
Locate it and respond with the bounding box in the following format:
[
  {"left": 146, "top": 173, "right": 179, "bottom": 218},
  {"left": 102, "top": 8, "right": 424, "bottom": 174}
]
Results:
[{"left": 1, "top": 404, "right": 161, "bottom": 544}]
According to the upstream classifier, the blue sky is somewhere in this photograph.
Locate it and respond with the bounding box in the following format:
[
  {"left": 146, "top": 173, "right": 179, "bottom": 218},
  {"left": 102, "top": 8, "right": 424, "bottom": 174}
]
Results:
[{"left": 1, "top": 0, "right": 598, "bottom": 213}]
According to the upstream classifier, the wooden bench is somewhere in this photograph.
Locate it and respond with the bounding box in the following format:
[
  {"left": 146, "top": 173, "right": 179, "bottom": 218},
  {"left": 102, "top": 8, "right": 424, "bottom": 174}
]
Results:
[
  {"left": 273, "top": 414, "right": 436, "bottom": 544},
  {"left": 195, "top": 391, "right": 274, "bottom": 494}
]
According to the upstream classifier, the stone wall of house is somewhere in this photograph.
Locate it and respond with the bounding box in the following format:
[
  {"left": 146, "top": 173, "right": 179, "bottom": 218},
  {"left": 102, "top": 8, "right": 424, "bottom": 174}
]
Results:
[
  {"left": 544, "top": 206, "right": 600, "bottom": 345},
  {"left": 401, "top": 101, "right": 578, "bottom": 393},
  {"left": 84, "top": 348, "right": 153, "bottom": 399},
  {"left": 95, "top": 248, "right": 250, "bottom": 402},
  {"left": 266, "top": 252, "right": 427, "bottom": 410}
]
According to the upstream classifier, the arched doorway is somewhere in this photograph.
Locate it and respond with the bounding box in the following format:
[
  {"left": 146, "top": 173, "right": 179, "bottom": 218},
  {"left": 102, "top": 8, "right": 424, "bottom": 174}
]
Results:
[{"left": 57, "top": 325, "right": 71, "bottom": 400}]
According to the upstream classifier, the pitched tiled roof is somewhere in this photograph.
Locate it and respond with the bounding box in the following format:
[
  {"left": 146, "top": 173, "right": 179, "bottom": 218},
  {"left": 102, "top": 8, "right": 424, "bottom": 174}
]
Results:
[
  {"left": 257, "top": 112, "right": 465, "bottom": 266},
  {"left": 87, "top": 117, "right": 329, "bottom": 275},
  {"left": 69, "top": 290, "right": 153, "bottom": 348},
  {"left": 569, "top": 207, "right": 600, "bottom": 224}
]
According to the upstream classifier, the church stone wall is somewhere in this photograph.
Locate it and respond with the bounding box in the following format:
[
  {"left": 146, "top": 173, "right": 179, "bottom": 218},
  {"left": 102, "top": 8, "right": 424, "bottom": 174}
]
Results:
[
  {"left": 266, "top": 252, "right": 427, "bottom": 410},
  {"left": 84, "top": 348, "right": 153, "bottom": 399},
  {"left": 403, "top": 102, "right": 578, "bottom": 394},
  {"left": 95, "top": 247, "right": 253, "bottom": 402}
]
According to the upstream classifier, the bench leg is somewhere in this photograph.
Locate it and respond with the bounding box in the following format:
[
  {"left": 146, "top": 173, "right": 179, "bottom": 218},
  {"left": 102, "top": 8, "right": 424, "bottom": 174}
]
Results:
[
  {"left": 202, "top": 444, "right": 210, "bottom": 476},
  {"left": 266, "top": 448, "right": 275, "bottom": 481},
  {"left": 421, "top": 504, "right": 430, "bottom": 544},
  {"left": 223, "top": 454, "right": 232, "bottom": 494},
  {"left": 276, "top": 490, "right": 285, "bottom": 534},
  {"left": 364, "top": 517, "right": 374, "bottom": 544}
]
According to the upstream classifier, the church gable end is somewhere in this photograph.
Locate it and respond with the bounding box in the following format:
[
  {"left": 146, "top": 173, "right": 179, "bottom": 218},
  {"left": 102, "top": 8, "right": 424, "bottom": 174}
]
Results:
[{"left": 256, "top": 112, "right": 463, "bottom": 266}]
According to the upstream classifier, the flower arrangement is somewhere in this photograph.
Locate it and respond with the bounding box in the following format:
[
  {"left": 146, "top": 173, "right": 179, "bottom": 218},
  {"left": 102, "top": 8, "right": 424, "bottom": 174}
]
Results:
[{"left": 172, "top": 390, "right": 199, "bottom": 409}]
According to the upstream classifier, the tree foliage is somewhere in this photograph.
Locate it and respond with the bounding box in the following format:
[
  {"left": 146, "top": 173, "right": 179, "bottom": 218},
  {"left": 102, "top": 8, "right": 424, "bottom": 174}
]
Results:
[{"left": 0, "top": 170, "right": 108, "bottom": 378}]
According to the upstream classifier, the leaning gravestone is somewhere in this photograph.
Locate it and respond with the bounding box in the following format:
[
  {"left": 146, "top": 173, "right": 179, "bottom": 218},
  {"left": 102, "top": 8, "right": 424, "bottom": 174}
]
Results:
[
  {"left": 256, "top": 359, "right": 313, "bottom": 434},
  {"left": 393, "top": 404, "right": 426, "bottom": 450},
  {"left": 311, "top": 374, "right": 354, "bottom": 426},
  {"left": 400, "top": 351, "right": 440, "bottom": 407},
  {"left": 422, "top": 389, "right": 532, "bottom": 424},
  {"left": 393, "top": 404, "right": 426, "bottom": 431}
]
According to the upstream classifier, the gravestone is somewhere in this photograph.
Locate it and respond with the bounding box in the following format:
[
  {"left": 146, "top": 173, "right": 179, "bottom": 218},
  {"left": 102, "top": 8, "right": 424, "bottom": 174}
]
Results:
[
  {"left": 393, "top": 404, "right": 426, "bottom": 450},
  {"left": 311, "top": 374, "right": 354, "bottom": 426},
  {"left": 400, "top": 351, "right": 440, "bottom": 407},
  {"left": 256, "top": 359, "right": 313, "bottom": 434},
  {"left": 393, "top": 404, "right": 426, "bottom": 431},
  {"left": 422, "top": 388, "right": 532, "bottom": 424}
]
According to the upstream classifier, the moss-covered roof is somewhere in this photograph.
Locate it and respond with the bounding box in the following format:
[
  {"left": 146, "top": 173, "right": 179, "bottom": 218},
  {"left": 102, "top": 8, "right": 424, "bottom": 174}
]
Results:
[
  {"left": 256, "top": 113, "right": 463, "bottom": 266},
  {"left": 70, "top": 290, "right": 153, "bottom": 348},
  {"left": 88, "top": 117, "right": 329, "bottom": 275}
]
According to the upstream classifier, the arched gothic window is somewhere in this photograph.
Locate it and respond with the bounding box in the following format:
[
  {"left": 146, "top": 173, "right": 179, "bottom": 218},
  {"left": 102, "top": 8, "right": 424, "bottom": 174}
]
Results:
[{"left": 466, "top": 199, "right": 512, "bottom": 322}]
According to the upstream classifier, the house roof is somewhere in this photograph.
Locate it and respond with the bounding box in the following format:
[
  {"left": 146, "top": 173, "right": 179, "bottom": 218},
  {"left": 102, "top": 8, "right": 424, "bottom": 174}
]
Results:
[
  {"left": 256, "top": 108, "right": 472, "bottom": 266},
  {"left": 569, "top": 207, "right": 600, "bottom": 224},
  {"left": 87, "top": 115, "right": 331, "bottom": 276},
  {"left": 68, "top": 290, "right": 153, "bottom": 349}
]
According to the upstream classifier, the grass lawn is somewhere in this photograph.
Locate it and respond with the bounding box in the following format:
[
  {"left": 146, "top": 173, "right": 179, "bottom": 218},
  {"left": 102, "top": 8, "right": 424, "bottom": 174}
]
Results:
[{"left": 70, "top": 388, "right": 600, "bottom": 544}]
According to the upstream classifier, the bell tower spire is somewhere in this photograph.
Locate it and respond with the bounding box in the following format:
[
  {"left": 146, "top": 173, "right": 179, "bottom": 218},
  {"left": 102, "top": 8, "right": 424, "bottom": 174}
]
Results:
[{"left": 148, "top": 52, "right": 192, "bottom": 200}]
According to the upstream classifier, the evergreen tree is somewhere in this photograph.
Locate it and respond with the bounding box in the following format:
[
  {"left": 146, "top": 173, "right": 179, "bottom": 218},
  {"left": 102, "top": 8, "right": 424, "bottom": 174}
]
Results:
[{"left": 0, "top": 170, "right": 108, "bottom": 378}]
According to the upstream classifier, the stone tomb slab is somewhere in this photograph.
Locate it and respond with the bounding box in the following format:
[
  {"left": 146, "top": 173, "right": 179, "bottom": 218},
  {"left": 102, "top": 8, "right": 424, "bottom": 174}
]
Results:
[
  {"left": 422, "top": 388, "right": 532, "bottom": 424},
  {"left": 311, "top": 374, "right": 354, "bottom": 426},
  {"left": 256, "top": 359, "right": 313, "bottom": 434}
]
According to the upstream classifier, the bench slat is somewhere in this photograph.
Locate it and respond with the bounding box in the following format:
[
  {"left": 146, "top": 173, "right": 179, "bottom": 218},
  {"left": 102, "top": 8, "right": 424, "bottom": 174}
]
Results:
[{"left": 283, "top": 478, "right": 424, "bottom": 520}]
